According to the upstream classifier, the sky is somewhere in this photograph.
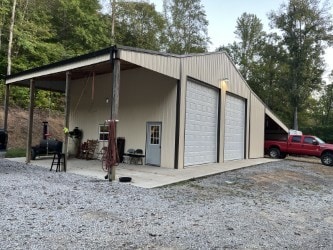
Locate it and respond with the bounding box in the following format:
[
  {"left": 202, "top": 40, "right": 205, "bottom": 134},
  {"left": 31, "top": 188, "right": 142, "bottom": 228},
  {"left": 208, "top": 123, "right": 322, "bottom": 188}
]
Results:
[{"left": 148, "top": 0, "right": 333, "bottom": 80}]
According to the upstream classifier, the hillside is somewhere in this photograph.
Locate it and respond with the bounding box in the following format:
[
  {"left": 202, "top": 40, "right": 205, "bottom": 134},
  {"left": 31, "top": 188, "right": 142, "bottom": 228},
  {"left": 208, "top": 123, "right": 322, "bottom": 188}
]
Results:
[{"left": 0, "top": 106, "right": 64, "bottom": 149}]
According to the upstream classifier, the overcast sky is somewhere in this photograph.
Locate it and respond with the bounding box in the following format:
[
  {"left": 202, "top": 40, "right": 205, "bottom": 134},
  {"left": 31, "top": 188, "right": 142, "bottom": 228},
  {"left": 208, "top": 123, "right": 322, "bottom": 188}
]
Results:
[
  {"left": 101, "top": 0, "right": 333, "bottom": 80},
  {"left": 149, "top": 0, "right": 333, "bottom": 80}
]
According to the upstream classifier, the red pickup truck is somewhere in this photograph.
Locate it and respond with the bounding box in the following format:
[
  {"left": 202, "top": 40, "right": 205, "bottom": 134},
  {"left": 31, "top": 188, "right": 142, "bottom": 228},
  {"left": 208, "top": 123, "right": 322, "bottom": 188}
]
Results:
[{"left": 264, "top": 135, "right": 333, "bottom": 166}]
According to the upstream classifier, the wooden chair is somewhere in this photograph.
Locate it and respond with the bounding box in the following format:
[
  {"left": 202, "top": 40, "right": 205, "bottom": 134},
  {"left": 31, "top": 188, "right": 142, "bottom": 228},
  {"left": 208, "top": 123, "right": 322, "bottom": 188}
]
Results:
[{"left": 80, "top": 140, "right": 98, "bottom": 160}]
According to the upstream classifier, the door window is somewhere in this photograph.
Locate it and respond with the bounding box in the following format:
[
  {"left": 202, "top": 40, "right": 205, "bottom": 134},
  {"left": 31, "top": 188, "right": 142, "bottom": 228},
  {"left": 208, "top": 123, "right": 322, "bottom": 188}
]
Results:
[{"left": 150, "top": 125, "right": 160, "bottom": 145}]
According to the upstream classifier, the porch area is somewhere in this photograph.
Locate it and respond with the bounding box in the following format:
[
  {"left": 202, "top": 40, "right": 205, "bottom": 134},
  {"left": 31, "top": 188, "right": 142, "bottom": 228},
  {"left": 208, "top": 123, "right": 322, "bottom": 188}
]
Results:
[{"left": 7, "top": 157, "right": 279, "bottom": 188}]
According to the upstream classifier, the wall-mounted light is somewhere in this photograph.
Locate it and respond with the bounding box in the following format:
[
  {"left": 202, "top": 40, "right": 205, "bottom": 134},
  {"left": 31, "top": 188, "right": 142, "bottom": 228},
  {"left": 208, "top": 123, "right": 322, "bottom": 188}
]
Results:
[
  {"left": 220, "top": 78, "right": 229, "bottom": 91},
  {"left": 106, "top": 98, "right": 109, "bottom": 104}
]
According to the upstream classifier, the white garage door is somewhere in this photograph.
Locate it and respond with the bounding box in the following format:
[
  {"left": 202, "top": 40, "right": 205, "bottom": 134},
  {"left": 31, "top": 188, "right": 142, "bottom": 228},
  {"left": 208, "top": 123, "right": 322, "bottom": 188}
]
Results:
[
  {"left": 224, "top": 94, "right": 246, "bottom": 161},
  {"left": 184, "top": 81, "right": 219, "bottom": 166}
]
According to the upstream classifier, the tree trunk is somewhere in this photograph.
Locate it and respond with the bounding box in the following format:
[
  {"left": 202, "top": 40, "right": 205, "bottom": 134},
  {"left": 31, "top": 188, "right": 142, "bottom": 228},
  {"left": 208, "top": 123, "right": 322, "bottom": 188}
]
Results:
[
  {"left": 110, "top": 0, "right": 115, "bottom": 44},
  {"left": 7, "top": 0, "right": 17, "bottom": 75},
  {"left": 293, "top": 106, "right": 298, "bottom": 130}
]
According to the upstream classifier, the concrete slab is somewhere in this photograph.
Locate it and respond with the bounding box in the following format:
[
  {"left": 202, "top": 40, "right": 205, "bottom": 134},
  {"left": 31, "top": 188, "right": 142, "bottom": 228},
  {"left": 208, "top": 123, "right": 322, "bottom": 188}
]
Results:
[{"left": 7, "top": 157, "right": 279, "bottom": 188}]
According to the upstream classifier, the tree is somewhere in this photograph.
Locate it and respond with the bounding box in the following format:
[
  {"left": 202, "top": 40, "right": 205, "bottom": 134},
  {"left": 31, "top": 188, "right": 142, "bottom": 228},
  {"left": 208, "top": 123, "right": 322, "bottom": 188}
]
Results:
[
  {"left": 217, "top": 12, "right": 266, "bottom": 83},
  {"left": 51, "top": 0, "right": 110, "bottom": 57},
  {"left": 7, "top": 0, "right": 16, "bottom": 75},
  {"left": 232, "top": 13, "right": 266, "bottom": 80},
  {"left": 216, "top": 14, "right": 291, "bottom": 123},
  {"left": 316, "top": 72, "right": 333, "bottom": 125},
  {"left": 163, "top": 0, "right": 210, "bottom": 54},
  {"left": 12, "top": 0, "right": 66, "bottom": 71},
  {"left": 113, "top": 1, "right": 166, "bottom": 51},
  {"left": 249, "top": 34, "right": 293, "bottom": 124},
  {"left": 269, "top": 0, "right": 333, "bottom": 130},
  {"left": 217, "top": 13, "right": 266, "bottom": 79},
  {"left": 0, "top": 0, "right": 10, "bottom": 51}
]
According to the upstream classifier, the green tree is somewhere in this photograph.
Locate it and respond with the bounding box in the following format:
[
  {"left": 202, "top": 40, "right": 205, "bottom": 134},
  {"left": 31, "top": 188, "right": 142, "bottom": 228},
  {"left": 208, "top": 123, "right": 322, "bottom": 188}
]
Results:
[
  {"left": 316, "top": 77, "right": 333, "bottom": 125},
  {"left": 0, "top": 0, "right": 10, "bottom": 52},
  {"left": 113, "top": 1, "right": 166, "bottom": 51},
  {"left": 163, "top": 0, "right": 210, "bottom": 54},
  {"left": 269, "top": 0, "right": 333, "bottom": 130},
  {"left": 13, "top": 0, "right": 66, "bottom": 71},
  {"left": 51, "top": 0, "right": 110, "bottom": 57},
  {"left": 229, "top": 13, "right": 266, "bottom": 80},
  {"left": 249, "top": 34, "right": 292, "bottom": 125},
  {"left": 0, "top": 0, "right": 111, "bottom": 110}
]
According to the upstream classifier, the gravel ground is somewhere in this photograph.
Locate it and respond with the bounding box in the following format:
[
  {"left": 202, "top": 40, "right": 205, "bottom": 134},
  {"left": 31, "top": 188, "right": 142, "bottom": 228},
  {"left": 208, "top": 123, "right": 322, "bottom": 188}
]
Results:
[{"left": 0, "top": 159, "right": 332, "bottom": 250}]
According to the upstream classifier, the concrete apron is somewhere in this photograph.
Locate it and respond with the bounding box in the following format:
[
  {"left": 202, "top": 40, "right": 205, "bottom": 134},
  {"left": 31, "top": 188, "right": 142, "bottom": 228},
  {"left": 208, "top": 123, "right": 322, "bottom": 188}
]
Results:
[{"left": 7, "top": 157, "right": 279, "bottom": 188}]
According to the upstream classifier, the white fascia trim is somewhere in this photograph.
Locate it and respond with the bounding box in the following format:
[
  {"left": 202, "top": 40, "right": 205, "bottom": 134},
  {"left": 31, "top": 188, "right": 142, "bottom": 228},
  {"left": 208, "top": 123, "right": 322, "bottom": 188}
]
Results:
[{"left": 6, "top": 53, "right": 110, "bottom": 84}]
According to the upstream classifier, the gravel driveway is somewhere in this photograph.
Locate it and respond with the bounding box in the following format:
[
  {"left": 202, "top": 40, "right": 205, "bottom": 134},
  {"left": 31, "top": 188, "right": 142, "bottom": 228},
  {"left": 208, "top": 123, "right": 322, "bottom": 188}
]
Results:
[{"left": 0, "top": 158, "right": 332, "bottom": 249}]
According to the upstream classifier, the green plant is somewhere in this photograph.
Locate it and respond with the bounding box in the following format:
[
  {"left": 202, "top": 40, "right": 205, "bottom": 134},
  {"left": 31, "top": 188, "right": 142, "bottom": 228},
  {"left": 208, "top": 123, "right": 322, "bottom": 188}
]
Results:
[{"left": 5, "top": 148, "right": 26, "bottom": 158}]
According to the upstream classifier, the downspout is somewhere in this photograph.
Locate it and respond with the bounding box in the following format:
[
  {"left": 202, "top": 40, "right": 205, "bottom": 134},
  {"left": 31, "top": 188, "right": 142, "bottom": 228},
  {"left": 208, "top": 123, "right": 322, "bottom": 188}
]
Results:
[
  {"left": 26, "top": 79, "right": 35, "bottom": 163},
  {"left": 63, "top": 72, "right": 71, "bottom": 172}
]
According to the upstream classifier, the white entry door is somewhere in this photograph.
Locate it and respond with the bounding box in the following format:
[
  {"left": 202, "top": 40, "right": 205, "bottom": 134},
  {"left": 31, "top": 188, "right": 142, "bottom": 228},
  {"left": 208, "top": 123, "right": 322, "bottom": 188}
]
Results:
[
  {"left": 224, "top": 94, "right": 246, "bottom": 161},
  {"left": 184, "top": 80, "right": 219, "bottom": 166},
  {"left": 146, "top": 122, "right": 162, "bottom": 166}
]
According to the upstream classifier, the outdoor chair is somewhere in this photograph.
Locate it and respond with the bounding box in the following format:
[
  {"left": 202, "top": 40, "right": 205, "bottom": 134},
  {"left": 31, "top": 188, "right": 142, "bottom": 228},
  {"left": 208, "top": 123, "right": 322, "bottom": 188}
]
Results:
[
  {"left": 79, "top": 139, "right": 98, "bottom": 160},
  {"left": 123, "top": 148, "right": 135, "bottom": 164},
  {"left": 130, "top": 149, "right": 145, "bottom": 165}
]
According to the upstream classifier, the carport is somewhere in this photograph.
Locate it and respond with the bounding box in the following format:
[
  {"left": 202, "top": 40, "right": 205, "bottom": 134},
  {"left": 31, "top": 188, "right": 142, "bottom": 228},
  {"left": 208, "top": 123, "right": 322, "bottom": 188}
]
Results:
[{"left": 4, "top": 46, "right": 180, "bottom": 173}]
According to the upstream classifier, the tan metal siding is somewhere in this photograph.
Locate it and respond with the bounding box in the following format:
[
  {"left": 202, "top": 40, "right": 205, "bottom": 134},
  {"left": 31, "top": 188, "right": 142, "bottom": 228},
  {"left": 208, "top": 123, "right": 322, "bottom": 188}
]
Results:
[
  {"left": 119, "top": 50, "right": 180, "bottom": 79},
  {"left": 69, "top": 68, "right": 177, "bottom": 168},
  {"left": 181, "top": 53, "right": 251, "bottom": 99},
  {"left": 68, "top": 73, "right": 112, "bottom": 155},
  {"left": 249, "top": 93, "right": 265, "bottom": 158},
  {"left": 118, "top": 68, "right": 177, "bottom": 168}
]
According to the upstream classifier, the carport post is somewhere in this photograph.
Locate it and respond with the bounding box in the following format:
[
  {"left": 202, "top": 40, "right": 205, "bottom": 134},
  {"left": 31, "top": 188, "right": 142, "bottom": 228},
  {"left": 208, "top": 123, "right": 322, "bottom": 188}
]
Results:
[
  {"left": 109, "top": 47, "right": 120, "bottom": 181},
  {"left": 26, "top": 79, "right": 35, "bottom": 163},
  {"left": 3, "top": 84, "right": 10, "bottom": 131},
  {"left": 62, "top": 71, "right": 71, "bottom": 172}
]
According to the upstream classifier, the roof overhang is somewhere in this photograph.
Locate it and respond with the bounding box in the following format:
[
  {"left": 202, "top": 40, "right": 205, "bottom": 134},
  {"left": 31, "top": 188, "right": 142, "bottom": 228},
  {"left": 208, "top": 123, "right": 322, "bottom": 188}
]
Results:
[
  {"left": 5, "top": 47, "right": 140, "bottom": 92},
  {"left": 265, "top": 108, "right": 289, "bottom": 133}
]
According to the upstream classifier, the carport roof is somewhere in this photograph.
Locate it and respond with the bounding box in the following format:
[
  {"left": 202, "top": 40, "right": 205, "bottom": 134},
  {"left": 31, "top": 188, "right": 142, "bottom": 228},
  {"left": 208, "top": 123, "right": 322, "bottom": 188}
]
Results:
[{"left": 5, "top": 46, "right": 180, "bottom": 92}]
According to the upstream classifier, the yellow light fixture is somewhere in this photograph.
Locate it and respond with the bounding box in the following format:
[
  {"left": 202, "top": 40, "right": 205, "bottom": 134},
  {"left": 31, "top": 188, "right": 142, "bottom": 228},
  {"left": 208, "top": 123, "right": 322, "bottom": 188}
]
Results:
[{"left": 220, "top": 78, "right": 229, "bottom": 91}]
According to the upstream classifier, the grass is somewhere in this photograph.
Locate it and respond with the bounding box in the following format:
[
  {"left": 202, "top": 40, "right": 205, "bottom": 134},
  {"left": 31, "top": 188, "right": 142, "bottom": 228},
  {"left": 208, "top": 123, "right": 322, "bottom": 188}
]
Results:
[{"left": 5, "top": 148, "right": 26, "bottom": 158}]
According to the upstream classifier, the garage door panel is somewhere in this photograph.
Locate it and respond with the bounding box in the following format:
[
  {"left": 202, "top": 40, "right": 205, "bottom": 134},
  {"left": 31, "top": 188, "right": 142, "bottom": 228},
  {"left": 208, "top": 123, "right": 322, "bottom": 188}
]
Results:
[
  {"left": 224, "top": 94, "right": 245, "bottom": 161},
  {"left": 184, "top": 81, "right": 219, "bottom": 166}
]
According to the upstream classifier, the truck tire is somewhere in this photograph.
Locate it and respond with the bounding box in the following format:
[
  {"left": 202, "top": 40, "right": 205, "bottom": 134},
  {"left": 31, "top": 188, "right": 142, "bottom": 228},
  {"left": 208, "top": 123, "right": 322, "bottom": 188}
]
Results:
[
  {"left": 268, "top": 147, "right": 280, "bottom": 158},
  {"left": 321, "top": 153, "right": 333, "bottom": 166},
  {"left": 279, "top": 152, "right": 287, "bottom": 159}
]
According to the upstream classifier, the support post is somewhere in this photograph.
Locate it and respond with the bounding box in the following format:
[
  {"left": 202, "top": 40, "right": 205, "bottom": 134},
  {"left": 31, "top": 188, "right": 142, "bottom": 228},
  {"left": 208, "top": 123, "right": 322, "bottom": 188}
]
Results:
[
  {"left": 26, "top": 79, "right": 35, "bottom": 163},
  {"left": 4, "top": 84, "right": 10, "bottom": 131},
  {"left": 63, "top": 71, "right": 71, "bottom": 172},
  {"left": 109, "top": 47, "right": 120, "bottom": 181}
]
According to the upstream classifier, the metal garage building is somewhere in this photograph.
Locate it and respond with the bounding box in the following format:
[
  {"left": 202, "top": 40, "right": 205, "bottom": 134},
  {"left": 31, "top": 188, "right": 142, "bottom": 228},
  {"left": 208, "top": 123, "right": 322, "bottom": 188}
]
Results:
[{"left": 4, "top": 45, "right": 288, "bottom": 169}]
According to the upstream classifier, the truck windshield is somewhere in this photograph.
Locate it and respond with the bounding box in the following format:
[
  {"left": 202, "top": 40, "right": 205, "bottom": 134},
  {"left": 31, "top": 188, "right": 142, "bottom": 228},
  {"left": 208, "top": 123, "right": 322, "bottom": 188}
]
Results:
[{"left": 315, "top": 137, "right": 325, "bottom": 144}]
